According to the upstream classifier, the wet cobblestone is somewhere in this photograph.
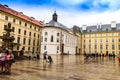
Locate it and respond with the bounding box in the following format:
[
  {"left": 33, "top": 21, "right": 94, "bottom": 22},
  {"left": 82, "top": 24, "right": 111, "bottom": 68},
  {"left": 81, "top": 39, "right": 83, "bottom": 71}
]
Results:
[{"left": 0, "top": 55, "right": 120, "bottom": 80}]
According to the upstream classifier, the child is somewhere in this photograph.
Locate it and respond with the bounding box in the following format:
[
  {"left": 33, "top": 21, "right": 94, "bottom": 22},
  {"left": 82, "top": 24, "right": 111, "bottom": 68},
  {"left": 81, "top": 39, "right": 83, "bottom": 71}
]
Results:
[{"left": 48, "top": 55, "right": 53, "bottom": 63}]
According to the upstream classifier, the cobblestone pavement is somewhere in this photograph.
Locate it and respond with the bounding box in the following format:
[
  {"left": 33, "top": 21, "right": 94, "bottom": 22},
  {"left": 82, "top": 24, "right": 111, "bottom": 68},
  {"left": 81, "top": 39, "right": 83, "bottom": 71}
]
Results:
[{"left": 0, "top": 55, "right": 120, "bottom": 80}]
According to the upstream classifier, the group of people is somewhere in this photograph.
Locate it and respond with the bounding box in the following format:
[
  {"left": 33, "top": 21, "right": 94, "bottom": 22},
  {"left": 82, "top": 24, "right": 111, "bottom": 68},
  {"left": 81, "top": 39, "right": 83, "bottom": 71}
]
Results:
[
  {"left": 43, "top": 51, "right": 53, "bottom": 63},
  {"left": 0, "top": 48, "right": 15, "bottom": 75},
  {"left": 84, "top": 53, "right": 116, "bottom": 60},
  {"left": 28, "top": 51, "right": 53, "bottom": 63},
  {"left": 28, "top": 51, "right": 40, "bottom": 60}
]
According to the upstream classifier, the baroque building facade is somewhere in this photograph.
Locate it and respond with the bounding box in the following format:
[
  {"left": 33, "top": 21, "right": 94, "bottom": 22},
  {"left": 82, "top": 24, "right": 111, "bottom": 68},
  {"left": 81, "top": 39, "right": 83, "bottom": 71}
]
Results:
[
  {"left": 41, "top": 12, "right": 78, "bottom": 54},
  {"left": 82, "top": 21, "right": 120, "bottom": 55},
  {"left": 0, "top": 4, "right": 43, "bottom": 53}
]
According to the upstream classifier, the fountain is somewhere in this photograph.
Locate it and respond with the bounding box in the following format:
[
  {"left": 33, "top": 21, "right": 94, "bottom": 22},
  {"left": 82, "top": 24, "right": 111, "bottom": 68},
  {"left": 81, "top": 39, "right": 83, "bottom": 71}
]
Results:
[{"left": 0, "top": 23, "right": 15, "bottom": 50}]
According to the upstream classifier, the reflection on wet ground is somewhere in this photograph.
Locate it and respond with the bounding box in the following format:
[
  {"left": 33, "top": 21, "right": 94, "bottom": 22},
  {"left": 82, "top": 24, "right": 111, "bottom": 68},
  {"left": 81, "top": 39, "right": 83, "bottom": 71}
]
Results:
[{"left": 0, "top": 55, "right": 120, "bottom": 80}]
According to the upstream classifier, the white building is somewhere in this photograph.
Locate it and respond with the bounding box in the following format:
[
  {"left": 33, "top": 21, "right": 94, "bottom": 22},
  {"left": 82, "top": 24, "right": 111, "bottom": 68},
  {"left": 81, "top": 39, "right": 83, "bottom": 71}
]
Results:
[{"left": 41, "top": 12, "right": 77, "bottom": 54}]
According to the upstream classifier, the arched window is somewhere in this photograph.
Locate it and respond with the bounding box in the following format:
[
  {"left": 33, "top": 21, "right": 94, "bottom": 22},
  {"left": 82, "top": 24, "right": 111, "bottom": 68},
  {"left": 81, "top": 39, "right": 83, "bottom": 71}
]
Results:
[
  {"left": 44, "top": 45, "right": 46, "bottom": 50},
  {"left": 51, "top": 35, "right": 54, "bottom": 42}
]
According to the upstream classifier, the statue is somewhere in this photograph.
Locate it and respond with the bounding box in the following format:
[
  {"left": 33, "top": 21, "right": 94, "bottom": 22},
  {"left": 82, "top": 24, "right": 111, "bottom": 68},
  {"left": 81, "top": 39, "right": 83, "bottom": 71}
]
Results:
[{"left": 0, "top": 23, "right": 15, "bottom": 50}]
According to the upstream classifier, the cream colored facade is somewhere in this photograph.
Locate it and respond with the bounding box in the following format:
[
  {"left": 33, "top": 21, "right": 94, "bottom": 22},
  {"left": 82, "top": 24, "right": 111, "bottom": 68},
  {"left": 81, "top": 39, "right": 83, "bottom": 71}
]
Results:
[
  {"left": 0, "top": 5, "right": 43, "bottom": 53},
  {"left": 82, "top": 24, "right": 120, "bottom": 55},
  {"left": 76, "top": 32, "right": 82, "bottom": 54}
]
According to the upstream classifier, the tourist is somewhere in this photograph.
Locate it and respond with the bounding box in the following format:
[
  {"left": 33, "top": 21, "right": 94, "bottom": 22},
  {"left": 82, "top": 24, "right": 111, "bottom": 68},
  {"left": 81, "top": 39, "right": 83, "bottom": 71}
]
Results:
[
  {"left": 0, "top": 51, "right": 6, "bottom": 74},
  {"left": 28, "top": 51, "right": 32, "bottom": 60},
  {"left": 6, "top": 49, "right": 14, "bottom": 74},
  {"left": 118, "top": 53, "right": 120, "bottom": 63},
  {"left": 47, "top": 55, "right": 53, "bottom": 63},
  {"left": 33, "top": 52, "right": 37, "bottom": 60},
  {"left": 37, "top": 53, "right": 40, "bottom": 60},
  {"left": 43, "top": 51, "right": 47, "bottom": 62}
]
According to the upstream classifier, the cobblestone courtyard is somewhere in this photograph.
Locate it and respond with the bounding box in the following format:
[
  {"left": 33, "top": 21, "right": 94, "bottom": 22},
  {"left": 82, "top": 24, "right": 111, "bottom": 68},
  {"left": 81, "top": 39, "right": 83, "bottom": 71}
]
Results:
[{"left": 0, "top": 55, "right": 120, "bottom": 80}]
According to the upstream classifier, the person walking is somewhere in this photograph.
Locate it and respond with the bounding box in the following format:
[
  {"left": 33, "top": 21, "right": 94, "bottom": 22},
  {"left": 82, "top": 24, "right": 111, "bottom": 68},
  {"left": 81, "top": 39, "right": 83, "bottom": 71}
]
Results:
[
  {"left": 0, "top": 51, "right": 6, "bottom": 74},
  {"left": 43, "top": 51, "right": 47, "bottom": 62},
  {"left": 33, "top": 52, "right": 37, "bottom": 60},
  {"left": 28, "top": 51, "right": 32, "bottom": 60},
  {"left": 6, "top": 49, "right": 14, "bottom": 75},
  {"left": 118, "top": 53, "right": 120, "bottom": 63}
]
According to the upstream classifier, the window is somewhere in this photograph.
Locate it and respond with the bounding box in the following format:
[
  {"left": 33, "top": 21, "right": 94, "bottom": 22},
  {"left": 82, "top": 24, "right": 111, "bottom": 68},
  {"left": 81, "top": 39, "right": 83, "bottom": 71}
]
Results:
[
  {"left": 84, "top": 40, "right": 85, "bottom": 43},
  {"left": 84, "top": 35, "right": 85, "bottom": 37},
  {"left": 34, "top": 33, "right": 36, "bottom": 37},
  {"left": 95, "top": 34, "right": 96, "bottom": 37},
  {"left": 38, "top": 28, "right": 40, "bottom": 31},
  {"left": 18, "top": 29, "right": 21, "bottom": 34},
  {"left": 112, "top": 45, "right": 114, "bottom": 50},
  {"left": 45, "top": 32, "right": 47, "bottom": 35},
  {"left": 89, "top": 45, "right": 91, "bottom": 49},
  {"left": 45, "top": 38, "right": 47, "bottom": 42},
  {"left": 29, "top": 32, "right": 31, "bottom": 36},
  {"left": 33, "top": 47, "right": 35, "bottom": 52},
  {"left": 57, "top": 38, "right": 59, "bottom": 42},
  {"left": 100, "top": 45, "right": 102, "bottom": 49},
  {"left": 100, "top": 39, "right": 102, "bottom": 42},
  {"left": 57, "top": 46, "right": 59, "bottom": 50},
  {"left": 51, "top": 35, "right": 54, "bottom": 42},
  {"left": 57, "top": 33, "right": 59, "bottom": 36},
  {"left": 112, "top": 39, "right": 114, "bottom": 42},
  {"left": 89, "top": 34, "right": 91, "bottom": 37},
  {"left": 89, "top": 39, "right": 91, "bottom": 42},
  {"left": 34, "top": 27, "right": 36, "bottom": 30},
  {"left": 17, "top": 46, "right": 19, "bottom": 50},
  {"left": 30, "top": 25, "right": 32, "bottom": 28},
  {"left": 19, "top": 21, "right": 21, "bottom": 25},
  {"left": 89, "top": 51, "right": 91, "bottom": 53},
  {"left": 28, "top": 47, "right": 30, "bottom": 50},
  {"left": 106, "top": 45, "right": 108, "bottom": 49},
  {"left": 13, "top": 18, "right": 16, "bottom": 23},
  {"left": 25, "top": 23, "right": 27, "bottom": 27},
  {"left": 41, "top": 36, "right": 43, "bottom": 42},
  {"left": 112, "top": 51, "right": 114, "bottom": 54},
  {"left": 106, "top": 34, "right": 108, "bottom": 36},
  {"left": 17, "top": 37, "right": 20, "bottom": 43},
  {"left": 95, "top": 39, "right": 97, "bottom": 42},
  {"left": 106, "top": 39, "right": 108, "bottom": 42},
  {"left": 23, "top": 38, "right": 26, "bottom": 44},
  {"left": 119, "top": 45, "right": 120, "bottom": 50},
  {"left": 38, "top": 34, "right": 39, "bottom": 38},
  {"left": 5, "top": 16, "right": 8, "bottom": 20},
  {"left": 37, "top": 40, "right": 39, "bottom": 46},
  {"left": 37, "top": 48, "right": 39, "bottom": 51},
  {"left": 119, "top": 39, "right": 120, "bottom": 42},
  {"left": 33, "top": 40, "right": 35, "bottom": 45},
  {"left": 24, "top": 30, "right": 26, "bottom": 35},
  {"left": 44, "top": 46, "right": 46, "bottom": 50},
  {"left": 84, "top": 45, "right": 86, "bottom": 49},
  {"left": 28, "top": 39, "right": 31, "bottom": 45},
  {"left": 95, "top": 45, "right": 97, "bottom": 49},
  {"left": 12, "top": 27, "right": 15, "bottom": 32}
]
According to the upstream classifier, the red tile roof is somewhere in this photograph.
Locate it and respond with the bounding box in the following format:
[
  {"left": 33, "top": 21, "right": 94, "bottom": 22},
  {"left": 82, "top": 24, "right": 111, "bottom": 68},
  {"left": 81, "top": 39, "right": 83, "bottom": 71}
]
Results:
[{"left": 0, "top": 4, "right": 43, "bottom": 27}]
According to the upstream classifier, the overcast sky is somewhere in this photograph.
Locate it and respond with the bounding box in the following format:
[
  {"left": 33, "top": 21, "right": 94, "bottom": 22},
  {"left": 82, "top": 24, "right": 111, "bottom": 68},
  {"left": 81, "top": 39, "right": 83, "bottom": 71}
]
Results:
[{"left": 1, "top": 0, "right": 120, "bottom": 28}]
